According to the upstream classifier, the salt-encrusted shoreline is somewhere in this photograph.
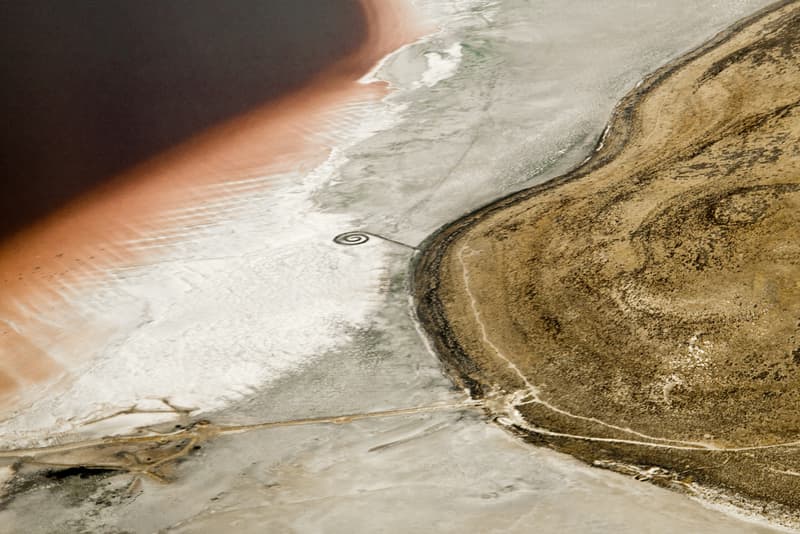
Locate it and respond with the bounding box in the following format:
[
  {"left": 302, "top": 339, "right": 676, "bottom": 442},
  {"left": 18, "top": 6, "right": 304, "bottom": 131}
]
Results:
[{"left": 0, "top": 0, "right": 422, "bottom": 435}]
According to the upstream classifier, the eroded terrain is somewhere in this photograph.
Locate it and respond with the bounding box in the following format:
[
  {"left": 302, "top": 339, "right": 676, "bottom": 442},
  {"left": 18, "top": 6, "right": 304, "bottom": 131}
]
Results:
[
  {"left": 416, "top": 0, "right": 800, "bottom": 521},
  {"left": 1, "top": 1, "right": 789, "bottom": 531}
]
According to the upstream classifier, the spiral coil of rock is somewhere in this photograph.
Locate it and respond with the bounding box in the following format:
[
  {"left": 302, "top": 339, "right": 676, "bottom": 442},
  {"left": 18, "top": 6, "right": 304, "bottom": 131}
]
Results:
[{"left": 333, "top": 231, "right": 370, "bottom": 246}]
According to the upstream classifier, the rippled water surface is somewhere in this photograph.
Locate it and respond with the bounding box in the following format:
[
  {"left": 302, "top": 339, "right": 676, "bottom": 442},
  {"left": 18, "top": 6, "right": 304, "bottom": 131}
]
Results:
[{"left": 0, "top": 0, "right": 366, "bottom": 239}]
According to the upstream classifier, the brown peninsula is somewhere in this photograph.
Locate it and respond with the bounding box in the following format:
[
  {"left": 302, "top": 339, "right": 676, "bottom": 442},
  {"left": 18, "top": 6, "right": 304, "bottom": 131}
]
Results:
[{"left": 415, "top": 0, "right": 800, "bottom": 522}]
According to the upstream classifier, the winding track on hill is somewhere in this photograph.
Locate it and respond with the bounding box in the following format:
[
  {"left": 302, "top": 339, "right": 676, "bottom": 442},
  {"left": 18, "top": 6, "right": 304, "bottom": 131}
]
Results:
[{"left": 413, "top": 0, "right": 800, "bottom": 525}]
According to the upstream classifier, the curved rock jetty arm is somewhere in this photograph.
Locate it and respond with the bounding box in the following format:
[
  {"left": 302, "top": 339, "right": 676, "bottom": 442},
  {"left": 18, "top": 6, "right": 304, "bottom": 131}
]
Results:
[{"left": 414, "top": 0, "right": 800, "bottom": 523}]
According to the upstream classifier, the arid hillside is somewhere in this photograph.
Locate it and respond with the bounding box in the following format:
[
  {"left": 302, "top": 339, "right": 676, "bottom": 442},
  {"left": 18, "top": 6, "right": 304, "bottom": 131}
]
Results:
[{"left": 416, "top": 0, "right": 800, "bottom": 522}]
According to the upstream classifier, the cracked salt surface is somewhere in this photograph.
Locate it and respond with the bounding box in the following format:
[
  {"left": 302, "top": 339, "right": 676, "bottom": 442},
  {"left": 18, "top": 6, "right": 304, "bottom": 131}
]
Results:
[
  {"left": 0, "top": 0, "right": 791, "bottom": 532},
  {"left": 0, "top": 170, "right": 392, "bottom": 443}
]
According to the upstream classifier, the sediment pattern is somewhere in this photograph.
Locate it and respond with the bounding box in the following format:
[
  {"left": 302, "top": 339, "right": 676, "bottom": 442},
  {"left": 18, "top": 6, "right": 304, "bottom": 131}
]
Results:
[{"left": 415, "top": 0, "right": 800, "bottom": 521}]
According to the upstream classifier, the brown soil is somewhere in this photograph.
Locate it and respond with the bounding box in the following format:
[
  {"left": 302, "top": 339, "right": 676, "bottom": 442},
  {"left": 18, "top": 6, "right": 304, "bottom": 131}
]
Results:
[{"left": 415, "top": 0, "right": 800, "bottom": 522}]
